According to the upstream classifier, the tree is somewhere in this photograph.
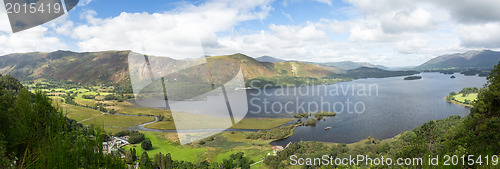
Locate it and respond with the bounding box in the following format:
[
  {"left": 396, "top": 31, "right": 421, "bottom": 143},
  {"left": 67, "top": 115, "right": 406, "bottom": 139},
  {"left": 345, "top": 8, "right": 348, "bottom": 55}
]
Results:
[
  {"left": 141, "top": 140, "right": 153, "bottom": 150},
  {"left": 128, "top": 132, "right": 145, "bottom": 144},
  {"left": 154, "top": 153, "right": 172, "bottom": 169},
  {"left": 461, "top": 63, "right": 500, "bottom": 154},
  {"left": 125, "top": 148, "right": 137, "bottom": 163},
  {"left": 0, "top": 75, "right": 125, "bottom": 168},
  {"left": 140, "top": 152, "right": 152, "bottom": 169}
]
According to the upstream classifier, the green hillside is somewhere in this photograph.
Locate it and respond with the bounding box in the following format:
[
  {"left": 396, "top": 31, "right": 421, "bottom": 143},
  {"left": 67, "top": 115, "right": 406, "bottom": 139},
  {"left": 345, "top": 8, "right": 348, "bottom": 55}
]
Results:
[
  {"left": 415, "top": 50, "right": 500, "bottom": 70},
  {"left": 0, "top": 50, "right": 131, "bottom": 85},
  {"left": 0, "top": 51, "right": 337, "bottom": 86}
]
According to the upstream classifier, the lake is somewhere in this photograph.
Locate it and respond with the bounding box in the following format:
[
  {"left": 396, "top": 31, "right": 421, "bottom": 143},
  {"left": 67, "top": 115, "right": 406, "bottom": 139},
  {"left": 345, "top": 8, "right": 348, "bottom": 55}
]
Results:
[
  {"left": 252, "top": 73, "right": 487, "bottom": 146},
  {"left": 128, "top": 72, "right": 487, "bottom": 145}
]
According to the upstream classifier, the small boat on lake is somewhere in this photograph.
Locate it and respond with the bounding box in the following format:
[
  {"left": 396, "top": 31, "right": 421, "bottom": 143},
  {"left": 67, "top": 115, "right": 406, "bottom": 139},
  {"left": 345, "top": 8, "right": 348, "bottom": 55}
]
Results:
[{"left": 324, "top": 127, "right": 331, "bottom": 130}]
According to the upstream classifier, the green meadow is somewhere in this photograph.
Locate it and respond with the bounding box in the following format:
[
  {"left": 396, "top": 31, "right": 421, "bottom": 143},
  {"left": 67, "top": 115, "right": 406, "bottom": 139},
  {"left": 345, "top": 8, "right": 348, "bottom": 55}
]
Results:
[
  {"left": 124, "top": 131, "right": 274, "bottom": 164},
  {"left": 144, "top": 118, "right": 294, "bottom": 130},
  {"left": 61, "top": 104, "right": 103, "bottom": 122},
  {"left": 453, "top": 93, "right": 478, "bottom": 103},
  {"left": 80, "top": 114, "right": 155, "bottom": 129}
]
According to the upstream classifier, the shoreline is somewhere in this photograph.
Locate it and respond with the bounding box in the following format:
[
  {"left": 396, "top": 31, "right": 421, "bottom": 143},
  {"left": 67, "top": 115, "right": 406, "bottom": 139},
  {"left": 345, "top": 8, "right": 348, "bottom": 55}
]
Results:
[{"left": 444, "top": 97, "right": 474, "bottom": 108}]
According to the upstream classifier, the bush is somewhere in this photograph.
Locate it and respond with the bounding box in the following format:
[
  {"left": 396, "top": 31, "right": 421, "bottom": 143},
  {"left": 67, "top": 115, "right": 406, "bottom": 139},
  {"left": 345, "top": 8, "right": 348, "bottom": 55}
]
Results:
[
  {"left": 116, "top": 130, "right": 145, "bottom": 144},
  {"left": 304, "top": 119, "right": 317, "bottom": 126},
  {"left": 104, "top": 94, "right": 118, "bottom": 100},
  {"left": 247, "top": 125, "right": 295, "bottom": 140},
  {"left": 82, "top": 95, "right": 95, "bottom": 99},
  {"left": 128, "top": 134, "right": 145, "bottom": 144},
  {"left": 141, "top": 140, "right": 152, "bottom": 150}
]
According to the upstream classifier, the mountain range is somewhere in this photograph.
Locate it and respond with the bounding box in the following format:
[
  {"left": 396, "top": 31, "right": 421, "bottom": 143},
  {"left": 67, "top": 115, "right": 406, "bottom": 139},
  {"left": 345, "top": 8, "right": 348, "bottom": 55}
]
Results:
[
  {"left": 0, "top": 51, "right": 335, "bottom": 85},
  {"left": 1, "top": 50, "right": 499, "bottom": 85},
  {"left": 256, "top": 56, "right": 387, "bottom": 72},
  {"left": 415, "top": 50, "right": 500, "bottom": 70},
  {"left": 255, "top": 56, "right": 286, "bottom": 63}
]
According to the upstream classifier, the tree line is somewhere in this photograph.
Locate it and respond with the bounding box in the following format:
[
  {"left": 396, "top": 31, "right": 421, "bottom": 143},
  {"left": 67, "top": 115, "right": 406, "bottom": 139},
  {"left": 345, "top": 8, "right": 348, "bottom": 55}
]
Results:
[
  {"left": 1, "top": 74, "right": 256, "bottom": 169},
  {"left": 0, "top": 74, "right": 125, "bottom": 168}
]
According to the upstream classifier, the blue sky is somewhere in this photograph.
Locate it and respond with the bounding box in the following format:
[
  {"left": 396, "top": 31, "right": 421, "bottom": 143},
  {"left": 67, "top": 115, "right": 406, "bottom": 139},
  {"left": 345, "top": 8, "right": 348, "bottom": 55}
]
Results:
[
  {"left": 70, "top": 0, "right": 353, "bottom": 34},
  {"left": 1, "top": 0, "right": 500, "bottom": 67}
]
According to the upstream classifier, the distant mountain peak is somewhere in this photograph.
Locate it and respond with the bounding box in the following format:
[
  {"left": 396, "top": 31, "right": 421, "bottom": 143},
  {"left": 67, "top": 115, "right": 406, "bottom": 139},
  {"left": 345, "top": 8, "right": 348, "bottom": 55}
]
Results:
[
  {"left": 416, "top": 50, "right": 500, "bottom": 70},
  {"left": 310, "top": 61, "right": 388, "bottom": 72},
  {"left": 255, "top": 56, "right": 286, "bottom": 63},
  {"left": 0, "top": 51, "right": 335, "bottom": 85}
]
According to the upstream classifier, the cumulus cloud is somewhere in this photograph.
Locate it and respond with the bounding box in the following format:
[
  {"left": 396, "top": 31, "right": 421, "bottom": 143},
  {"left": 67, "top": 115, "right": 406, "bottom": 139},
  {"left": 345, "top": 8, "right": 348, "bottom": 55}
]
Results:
[
  {"left": 345, "top": 0, "right": 438, "bottom": 35},
  {"left": 282, "top": 0, "right": 333, "bottom": 7},
  {"left": 346, "top": 0, "right": 414, "bottom": 16},
  {"left": 71, "top": 0, "right": 273, "bottom": 59},
  {"left": 336, "top": 0, "right": 500, "bottom": 58},
  {"left": 78, "top": 0, "right": 94, "bottom": 7},
  {"left": 380, "top": 8, "right": 435, "bottom": 34},
  {"left": 0, "top": 27, "right": 68, "bottom": 55},
  {"left": 458, "top": 23, "right": 500, "bottom": 48},
  {"left": 1, "top": 0, "right": 499, "bottom": 67},
  {"left": 0, "top": 0, "right": 67, "bottom": 55},
  {"left": 427, "top": 0, "right": 500, "bottom": 24},
  {"left": 212, "top": 23, "right": 334, "bottom": 60}
]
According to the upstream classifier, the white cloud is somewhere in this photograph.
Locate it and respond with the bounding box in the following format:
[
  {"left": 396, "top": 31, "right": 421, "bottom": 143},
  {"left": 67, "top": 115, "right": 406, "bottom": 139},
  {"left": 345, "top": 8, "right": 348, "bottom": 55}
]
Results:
[
  {"left": 46, "top": 15, "right": 74, "bottom": 36},
  {"left": 1, "top": 0, "right": 499, "bottom": 67},
  {"left": 395, "top": 37, "right": 428, "bottom": 54},
  {"left": 380, "top": 8, "right": 435, "bottom": 34},
  {"left": 282, "top": 0, "right": 333, "bottom": 7},
  {"left": 212, "top": 23, "right": 333, "bottom": 60},
  {"left": 78, "top": 0, "right": 94, "bottom": 7},
  {"left": 314, "top": 0, "right": 332, "bottom": 6},
  {"left": 458, "top": 23, "right": 500, "bottom": 48},
  {"left": 348, "top": 20, "right": 401, "bottom": 42},
  {"left": 427, "top": 0, "right": 500, "bottom": 24},
  {"left": 345, "top": 0, "right": 414, "bottom": 16},
  {"left": 71, "top": 0, "right": 273, "bottom": 59},
  {"left": 0, "top": 0, "right": 67, "bottom": 55},
  {"left": 0, "top": 27, "right": 68, "bottom": 55},
  {"left": 209, "top": 22, "right": 421, "bottom": 66},
  {"left": 344, "top": 0, "right": 438, "bottom": 35},
  {"left": 206, "top": 0, "right": 478, "bottom": 67},
  {"left": 281, "top": 10, "right": 294, "bottom": 22}
]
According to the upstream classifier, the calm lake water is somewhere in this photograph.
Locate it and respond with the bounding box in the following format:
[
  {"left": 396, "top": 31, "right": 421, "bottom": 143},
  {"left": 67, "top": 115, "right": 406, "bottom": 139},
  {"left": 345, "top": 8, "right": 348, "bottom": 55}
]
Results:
[
  {"left": 258, "top": 73, "right": 487, "bottom": 146},
  {"left": 128, "top": 72, "right": 487, "bottom": 145}
]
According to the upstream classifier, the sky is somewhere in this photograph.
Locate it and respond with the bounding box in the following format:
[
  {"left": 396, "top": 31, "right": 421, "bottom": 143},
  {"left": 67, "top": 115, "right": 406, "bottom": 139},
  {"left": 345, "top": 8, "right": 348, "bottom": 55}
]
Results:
[{"left": 0, "top": 0, "right": 500, "bottom": 67}]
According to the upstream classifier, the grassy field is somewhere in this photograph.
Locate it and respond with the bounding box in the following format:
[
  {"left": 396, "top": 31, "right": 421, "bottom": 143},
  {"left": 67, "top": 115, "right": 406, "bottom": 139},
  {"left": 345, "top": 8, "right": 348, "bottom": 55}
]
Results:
[
  {"left": 124, "top": 131, "right": 274, "bottom": 164},
  {"left": 447, "top": 93, "right": 478, "bottom": 107},
  {"left": 36, "top": 81, "right": 288, "bottom": 167},
  {"left": 48, "top": 96, "right": 102, "bottom": 122},
  {"left": 209, "top": 132, "right": 273, "bottom": 163},
  {"left": 144, "top": 121, "right": 176, "bottom": 130},
  {"left": 74, "top": 97, "right": 95, "bottom": 106},
  {"left": 230, "top": 118, "right": 294, "bottom": 129},
  {"left": 118, "top": 107, "right": 169, "bottom": 116},
  {"left": 454, "top": 93, "right": 478, "bottom": 102},
  {"left": 251, "top": 161, "right": 269, "bottom": 169},
  {"left": 81, "top": 114, "right": 155, "bottom": 131},
  {"left": 61, "top": 104, "right": 103, "bottom": 122},
  {"left": 124, "top": 132, "right": 209, "bottom": 163},
  {"left": 144, "top": 118, "right": 294, "bottom": 130}
]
